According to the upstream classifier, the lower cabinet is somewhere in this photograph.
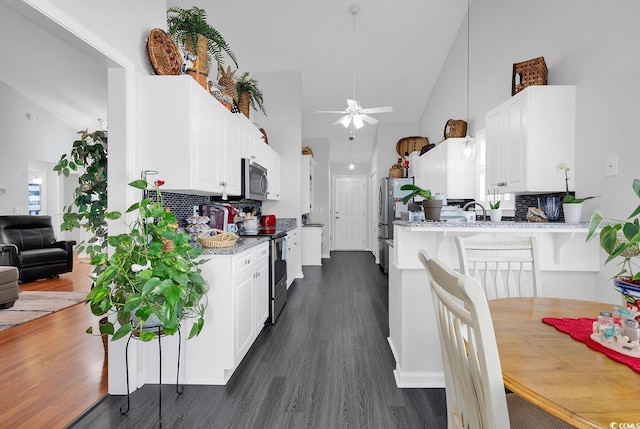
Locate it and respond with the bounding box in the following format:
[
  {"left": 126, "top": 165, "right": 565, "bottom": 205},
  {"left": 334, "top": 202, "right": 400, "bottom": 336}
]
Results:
[
  {"left": 286, "top": 227, "right": 302, "bottom": 287},
  {"left": 301, "top": 227, "right": 322, "bottom": 266},
  {"left": 180, "top": 242, "right": 269, "bottom": 385}
]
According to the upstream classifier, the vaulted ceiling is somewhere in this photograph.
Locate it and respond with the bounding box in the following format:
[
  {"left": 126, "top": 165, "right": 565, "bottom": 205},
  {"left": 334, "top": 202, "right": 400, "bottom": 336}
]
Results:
[{"left": 1, "top": 0, "right": 468, "bottom": 163}]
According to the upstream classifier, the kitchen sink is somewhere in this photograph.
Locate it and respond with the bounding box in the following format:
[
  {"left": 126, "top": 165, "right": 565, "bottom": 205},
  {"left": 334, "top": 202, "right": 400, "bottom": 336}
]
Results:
[{"left": 303, "top": 223, "right": 324, "bottom": 227}]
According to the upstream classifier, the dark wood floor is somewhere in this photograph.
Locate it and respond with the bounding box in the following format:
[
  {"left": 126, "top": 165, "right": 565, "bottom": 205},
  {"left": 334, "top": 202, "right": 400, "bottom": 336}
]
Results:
[{"left": 67, "top": 251, "right": 447, "bottom": 429}]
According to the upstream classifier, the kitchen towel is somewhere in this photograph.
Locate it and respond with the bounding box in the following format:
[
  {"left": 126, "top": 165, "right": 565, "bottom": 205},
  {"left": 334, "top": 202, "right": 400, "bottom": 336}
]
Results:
[{"left": 542, "top": 317, "right": 640, "bottom": 373}]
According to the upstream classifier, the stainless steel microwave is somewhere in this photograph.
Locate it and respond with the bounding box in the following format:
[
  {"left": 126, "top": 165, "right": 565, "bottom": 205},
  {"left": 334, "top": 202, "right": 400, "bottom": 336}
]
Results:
[{"left": 241, "top": 158, "right": 269, "bottom": 201}]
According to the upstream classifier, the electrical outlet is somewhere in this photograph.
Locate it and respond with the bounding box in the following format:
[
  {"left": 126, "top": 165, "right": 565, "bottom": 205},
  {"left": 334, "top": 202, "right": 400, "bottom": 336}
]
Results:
[
  {"left": 605, "top": 155, "right": 618, "bottom": 177},
  {"left": 14, "top": 206, "right": 23, "bottom": 214}
]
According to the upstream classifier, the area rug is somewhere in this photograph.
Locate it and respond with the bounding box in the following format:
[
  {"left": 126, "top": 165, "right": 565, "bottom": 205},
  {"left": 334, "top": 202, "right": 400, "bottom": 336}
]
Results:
[{"left": 0, "top": 291, "right": 87, "bottom": 332}]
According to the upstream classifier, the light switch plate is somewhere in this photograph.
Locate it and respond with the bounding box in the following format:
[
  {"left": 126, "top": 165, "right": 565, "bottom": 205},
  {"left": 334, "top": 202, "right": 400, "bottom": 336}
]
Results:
[{"left": 605, "top": 155, "right": 618, "bottom": 177}]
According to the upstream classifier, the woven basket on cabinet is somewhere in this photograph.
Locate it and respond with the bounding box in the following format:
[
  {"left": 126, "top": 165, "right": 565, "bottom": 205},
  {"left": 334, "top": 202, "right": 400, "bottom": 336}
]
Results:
[{"left": 512, "top": 56, "right": 547, "bottom": 95}]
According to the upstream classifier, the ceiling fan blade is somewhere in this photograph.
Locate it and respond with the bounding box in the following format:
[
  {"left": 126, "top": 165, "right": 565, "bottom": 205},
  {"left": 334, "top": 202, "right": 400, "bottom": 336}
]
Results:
[
  {"left": 333, "top": 115, "right": 351, "bottom": 127},
  {"left": 360, "top": 114, "right": 379, "bottom": 125},
  {"left": 317, "top": 110, "right": 348, "bottom": 114},
  {"left": 360, "top": 106, "right": 393, "bottom": 114}
]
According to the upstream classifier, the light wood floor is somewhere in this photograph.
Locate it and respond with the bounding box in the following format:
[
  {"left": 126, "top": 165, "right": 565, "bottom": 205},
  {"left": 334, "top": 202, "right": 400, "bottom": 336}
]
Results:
[{"left": 0, "top": 258, "right": 107, "bottom": 429}]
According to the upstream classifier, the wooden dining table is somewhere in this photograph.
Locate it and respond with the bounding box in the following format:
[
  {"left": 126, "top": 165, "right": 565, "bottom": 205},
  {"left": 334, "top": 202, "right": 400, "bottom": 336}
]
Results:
[{"left": 489, "top": 297, "right": 640, "bottom": 429}]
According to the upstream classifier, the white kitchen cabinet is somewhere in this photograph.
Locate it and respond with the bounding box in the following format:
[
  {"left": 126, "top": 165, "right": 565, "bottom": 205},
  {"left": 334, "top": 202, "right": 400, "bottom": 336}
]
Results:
[
  {"left": 180, "top": 241, "right": 270, "bottom": 385},
  {"left": 138, "top": 75, "right": 275, "bottom": 197},
  {"left": 485, "top": 85, "right": 575, "bottom": 194},
  {"left": 264, "top": 145, "right": 281, "bottom": 200},
  {"left": 414, "top": 138, "right": 476, "bottom": 199},
  {"left": 286, "top": 227, "right": 302, "bottom": 287},
  {"left": 301, "top": 155, "right": 314, "bottom": 213},
  {"left": 301, "top": 226, "right": 322, "bottom": 266}
]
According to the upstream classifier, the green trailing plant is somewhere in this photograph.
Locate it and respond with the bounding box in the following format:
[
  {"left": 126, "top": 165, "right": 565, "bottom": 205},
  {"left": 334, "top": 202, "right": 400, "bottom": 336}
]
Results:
[
  {"left": 556, "top": 162, "right": 599, "bottom": 203},
  {"left": 401, "top": 184, "right": 434, "bottom": 205},
  {"left": 53, "top": 129, "right": 115, "bottom": 271},
  {"left": 167, "top": 6, "right": 238, "bottom": 76},
  {"left": 587, "top": 178, "right": 640, "bottom": 282},
  {"left": 236, "top": 71, "right": 266, "bottom": 116},
  {"left": 86, "top": 179, "right": 209, "bottom": 342}
]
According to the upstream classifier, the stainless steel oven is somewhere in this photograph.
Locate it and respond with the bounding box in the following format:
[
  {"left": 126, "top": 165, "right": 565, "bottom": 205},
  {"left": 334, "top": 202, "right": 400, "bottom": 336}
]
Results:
[{"left": 238, "top": 228, "right": 288, "bottom": 324}]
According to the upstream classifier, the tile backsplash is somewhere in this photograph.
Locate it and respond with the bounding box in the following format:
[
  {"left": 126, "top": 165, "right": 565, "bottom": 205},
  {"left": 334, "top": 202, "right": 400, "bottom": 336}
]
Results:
[{"left": 515, "top": 192, "right": 568, "bottom": 221}]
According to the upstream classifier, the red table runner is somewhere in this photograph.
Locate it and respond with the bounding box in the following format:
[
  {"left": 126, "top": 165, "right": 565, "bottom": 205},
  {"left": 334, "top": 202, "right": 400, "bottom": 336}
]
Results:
[{"left": 542, "top": 317, "right": 640, "bottom": 374}]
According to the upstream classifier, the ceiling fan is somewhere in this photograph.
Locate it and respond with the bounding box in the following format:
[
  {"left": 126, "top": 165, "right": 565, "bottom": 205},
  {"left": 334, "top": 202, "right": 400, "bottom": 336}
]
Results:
[{"left": 317, "top": 4, "right": 393, "bottom": 129}]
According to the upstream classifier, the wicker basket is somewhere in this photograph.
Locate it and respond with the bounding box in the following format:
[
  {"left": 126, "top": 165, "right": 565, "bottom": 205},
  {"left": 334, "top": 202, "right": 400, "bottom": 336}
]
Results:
[
  {"left": 389, "top": 164, "right": 405, "bottom": 178},
  {"left": 198, "top": 229, "right": 239, "bottom": 248},
  {"left": 185, "top": 34, "right": 209, "bottom": 89},
  {"left": 396, "top": 136, "right": 429, "bottom": 157},
  {"left": 512, "top": 56, "right": 547, "bottom": 95},
  {"left": 146, "top": 28, "right": 182, "bottom": 76},
  {"left": 444, "top": 119, "right": 467, "bottom": 139}
]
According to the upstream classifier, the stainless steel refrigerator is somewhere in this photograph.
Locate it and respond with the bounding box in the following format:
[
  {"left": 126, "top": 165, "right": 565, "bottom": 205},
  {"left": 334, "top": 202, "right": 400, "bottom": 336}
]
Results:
[{"left": 378, "top": 177, "right": 413, "bottom": 273}]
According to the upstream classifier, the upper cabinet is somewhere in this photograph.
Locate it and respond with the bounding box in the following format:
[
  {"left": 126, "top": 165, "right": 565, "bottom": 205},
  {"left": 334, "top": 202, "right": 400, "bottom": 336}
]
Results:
[
  {"left": 485, "top": 85, "right": 575, "bottom": 194},
  {"left": 301, "top": 154, "right": 314, "bottom": 213},
  {"left": 413, "top": 138, "right": 476, "bottom": 199},
  {"left": 138, "top": 76, "right": 279, "bottom": 197}
]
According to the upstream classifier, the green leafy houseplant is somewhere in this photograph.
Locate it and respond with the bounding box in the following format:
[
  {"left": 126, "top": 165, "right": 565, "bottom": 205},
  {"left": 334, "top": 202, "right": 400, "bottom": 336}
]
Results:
[
  {"left": 236, "top": 71, "right": 266, "bottom": 117},
  {"left": 400, "top": 184, "right": 433, "bottom": 205},
  {"left": 587, "top": 178, "right": 640, "bottom": 282},
  {"left": 53, "top": 129, "right": 113, "bottom": 270},
  {"left": 556, "top": 163, "right": 599, "bottom": 203},
  {"left": 167, "top": 6, "right": 238, "bottom": 76},
  {"left": 86, "top": 179, "right": 208, "bottom": 342}
]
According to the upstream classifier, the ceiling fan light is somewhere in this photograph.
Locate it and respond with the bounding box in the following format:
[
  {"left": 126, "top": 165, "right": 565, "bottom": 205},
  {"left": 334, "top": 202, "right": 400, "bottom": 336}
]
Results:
[
  {"left": 353, "top": 114, "right": 364, "bottom": 129},
  {"left": 340, "top": 116, "right": 352, "bottom": 128}
]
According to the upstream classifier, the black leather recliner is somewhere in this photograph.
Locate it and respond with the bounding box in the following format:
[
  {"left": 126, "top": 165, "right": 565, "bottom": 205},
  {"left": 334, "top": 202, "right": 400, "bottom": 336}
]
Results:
[{"left": 0, "top": 215, "right": 76, "bottom": 283}]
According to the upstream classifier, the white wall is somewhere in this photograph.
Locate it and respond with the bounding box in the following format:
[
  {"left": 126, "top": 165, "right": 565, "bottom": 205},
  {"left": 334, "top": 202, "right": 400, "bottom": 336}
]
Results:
[
  {"left": 0, "top": 81, "right": 76, "bottom": 221},
  {"left": 255, "top": 71, "right": 303, "bottom": 220},
  {"left": 420, "top": 0, "right": 640, "bottom": 303}
]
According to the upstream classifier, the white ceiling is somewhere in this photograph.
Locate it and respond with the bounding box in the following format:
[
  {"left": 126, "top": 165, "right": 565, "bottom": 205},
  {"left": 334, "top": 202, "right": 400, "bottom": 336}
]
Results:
[{"left": 0, "top": 0, "right": 468, "bottom": 163}]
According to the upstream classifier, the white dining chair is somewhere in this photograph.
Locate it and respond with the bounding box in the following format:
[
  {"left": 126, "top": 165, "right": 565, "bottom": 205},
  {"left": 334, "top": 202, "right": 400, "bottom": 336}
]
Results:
[
  {"left": 455, "top": 234, "right": 541, "bottom": 299},
  {"left": 418, "top": 250, "right": 571, "bottom": 429}
]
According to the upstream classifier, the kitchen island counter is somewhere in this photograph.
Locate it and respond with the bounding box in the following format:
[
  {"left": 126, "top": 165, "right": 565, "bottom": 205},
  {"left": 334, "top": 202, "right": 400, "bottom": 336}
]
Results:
[{"left": 387, "top": 220, "right": 602, "bottom": 389}]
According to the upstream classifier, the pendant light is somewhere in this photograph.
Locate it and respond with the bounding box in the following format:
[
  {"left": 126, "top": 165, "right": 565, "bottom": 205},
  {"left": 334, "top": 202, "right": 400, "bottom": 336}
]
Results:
[{"left": 462, "top": 0, "right": 475, "bottom": 160}]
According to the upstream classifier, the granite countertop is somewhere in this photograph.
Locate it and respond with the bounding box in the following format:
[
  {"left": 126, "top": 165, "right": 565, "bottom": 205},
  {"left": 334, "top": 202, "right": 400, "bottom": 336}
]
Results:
[
  {"left": 394, "top": 220, "right": 590, "bottom": 230},
  {"left": 197, "top": 236, "right": 270, "bottom": 255}
]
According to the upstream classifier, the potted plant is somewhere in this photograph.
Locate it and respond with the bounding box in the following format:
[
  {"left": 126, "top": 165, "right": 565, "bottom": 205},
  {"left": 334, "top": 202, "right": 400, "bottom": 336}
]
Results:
[
  {"left": 86, "top": 179, "right": 209, "bottom": 342},
  {"left": 587, "top": 178, "right": 640, "bottom": 313},
  {"left": 556, "top": 163, "right": 599, "bottom": 222},
  {"left": 401, "top": 184, "right": 442, "bottom": 221},
  {"left": 487, "top": 188, "right": 502, "bottom": 222},
  {"left": 235, "top": 71, "right": 266, "bottom": 119},
  {"left": 167, "top": 6, "right": 238, "bottom": 87}
]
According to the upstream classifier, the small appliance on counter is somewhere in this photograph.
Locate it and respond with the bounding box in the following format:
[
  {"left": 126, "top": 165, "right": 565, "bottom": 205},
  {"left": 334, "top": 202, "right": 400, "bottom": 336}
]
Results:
[{"left": 261, "top": 214, "right": 276, "bottom": 227}]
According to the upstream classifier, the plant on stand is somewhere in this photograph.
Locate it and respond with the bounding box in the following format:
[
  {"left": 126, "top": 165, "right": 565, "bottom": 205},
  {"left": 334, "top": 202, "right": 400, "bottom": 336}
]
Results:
[
  {"left": 587, "top": 178, "right": 640, "bottom": 315},
  {"left": 556, "top": 162, "right": 599, "bottom": 222},
  {"left": 488, "top": 188, "right": 502, "bottom": 222},
  {"left": 400, "top": 184, "right": 442, "bottom": 221},
  {"left": 235, "top": 71, "right": 266, "bottom": 119},
  {"left": 86, "top": 179, "right": 209, "bottom": 342}
]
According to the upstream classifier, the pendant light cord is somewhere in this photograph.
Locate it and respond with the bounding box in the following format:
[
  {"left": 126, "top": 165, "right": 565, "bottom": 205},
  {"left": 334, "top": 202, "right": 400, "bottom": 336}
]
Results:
[
  {"left": 466, "top": 0, "right": 470, "bottom": 129},
  {"left": 351, "top": 6, "right": 357, "bottom": 100}
]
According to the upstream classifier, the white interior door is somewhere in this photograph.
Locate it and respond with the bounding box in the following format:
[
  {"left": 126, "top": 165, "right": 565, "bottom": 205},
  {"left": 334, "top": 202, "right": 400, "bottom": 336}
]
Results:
[{"left": 333, "top": 176, "right": 366, "bottom": 250}]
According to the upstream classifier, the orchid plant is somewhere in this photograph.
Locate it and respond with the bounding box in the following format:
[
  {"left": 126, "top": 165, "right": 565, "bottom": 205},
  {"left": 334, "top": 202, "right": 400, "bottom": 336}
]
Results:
[
  {"left": 487, "top": 188, "right": 501, "bottom": 210},
  {"left": 85, "top": 179, "right": 208, "bottom": 342},
  {"left": 556, "top": 163, "right": 599, "bottom": 203}
]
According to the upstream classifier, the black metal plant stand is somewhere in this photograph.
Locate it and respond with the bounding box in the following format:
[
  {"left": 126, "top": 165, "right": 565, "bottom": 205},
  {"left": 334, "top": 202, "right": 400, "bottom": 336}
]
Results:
[{"left": 120, "top": 325, "right": 183, "bottom": 427}]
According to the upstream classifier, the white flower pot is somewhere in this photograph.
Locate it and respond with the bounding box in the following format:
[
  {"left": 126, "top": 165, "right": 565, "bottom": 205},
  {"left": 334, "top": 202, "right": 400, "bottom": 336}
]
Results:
[
  {"left": 489, "top": 208, "right": 502, "bottom": 222},
  {"left": 562, "top": 202, "right": 583, "bottom": 223}
]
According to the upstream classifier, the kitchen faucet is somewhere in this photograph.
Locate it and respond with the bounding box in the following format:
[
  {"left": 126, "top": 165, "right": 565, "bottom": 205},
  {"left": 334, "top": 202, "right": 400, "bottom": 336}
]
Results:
[{"left": 462, "top": 201, "right": 487, "bottom": 221}]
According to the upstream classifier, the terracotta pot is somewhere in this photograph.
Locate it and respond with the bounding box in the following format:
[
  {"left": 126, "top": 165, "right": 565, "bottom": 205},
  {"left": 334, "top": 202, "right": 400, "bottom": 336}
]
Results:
[{"left": 422, "top": 199, "right": 443, "bottom": 221}]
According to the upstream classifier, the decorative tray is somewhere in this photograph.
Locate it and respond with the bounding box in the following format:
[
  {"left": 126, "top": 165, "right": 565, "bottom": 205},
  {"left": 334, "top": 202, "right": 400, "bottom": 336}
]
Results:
[
  {"left": 146, "top": 28, "right": 182, "bottom": 76},
  {"left": 590, "top": 321, "right": 640, "bottom": 358}
]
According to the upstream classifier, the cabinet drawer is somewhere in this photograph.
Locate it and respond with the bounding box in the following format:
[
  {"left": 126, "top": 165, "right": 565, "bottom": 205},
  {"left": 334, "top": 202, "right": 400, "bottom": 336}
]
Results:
[
  {"left": 232, "top": 249, "right": 254, "bottom": 278},
  {"left": 254, "top": 243, "right": 269, "bottom": 263}
]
